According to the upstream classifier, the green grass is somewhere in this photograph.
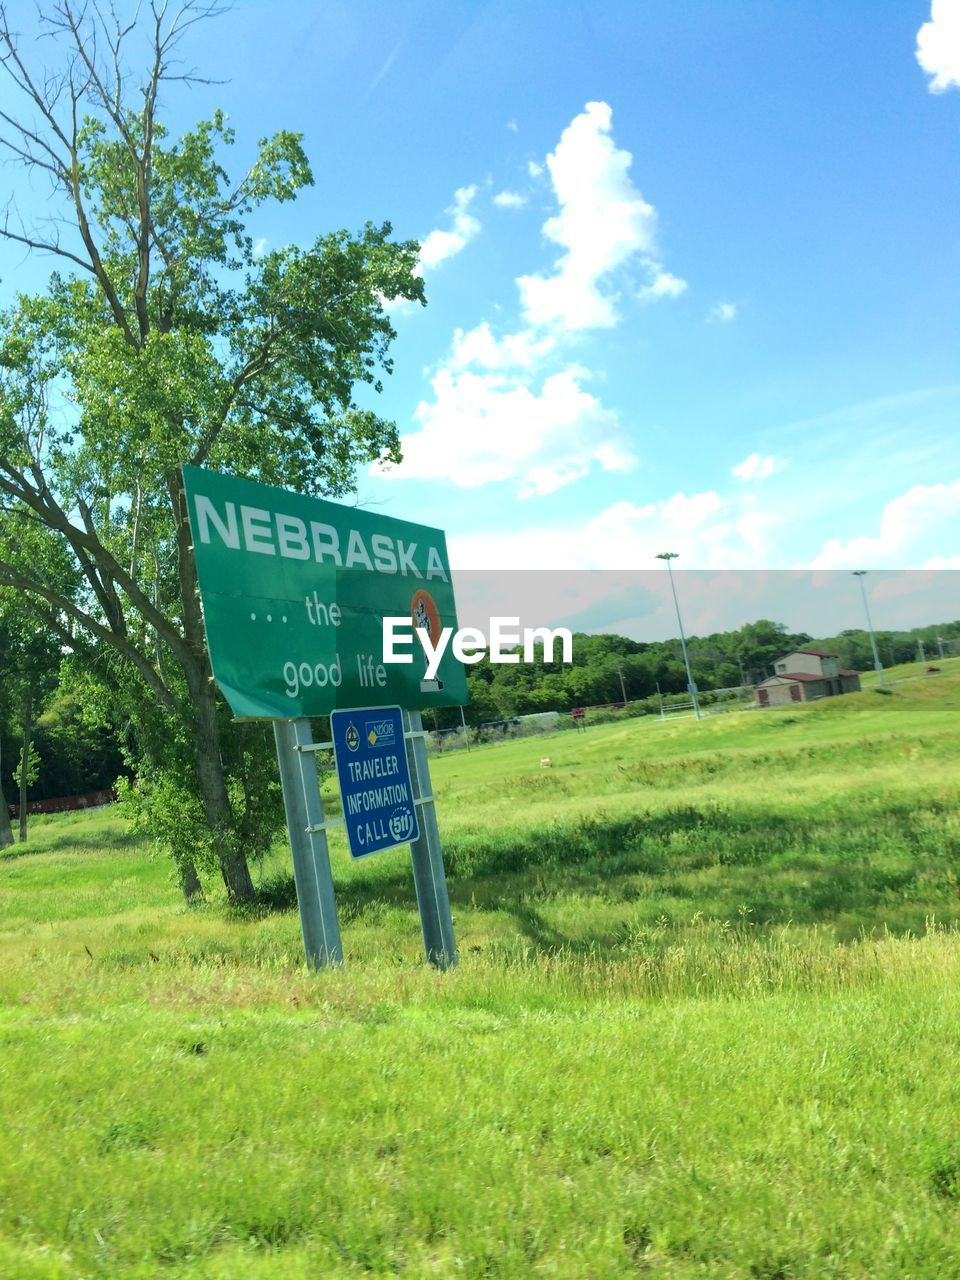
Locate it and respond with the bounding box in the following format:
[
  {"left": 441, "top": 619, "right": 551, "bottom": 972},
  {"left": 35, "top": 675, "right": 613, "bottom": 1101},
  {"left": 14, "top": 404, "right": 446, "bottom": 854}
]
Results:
[{"left": 2, "top": 672, "right": 960, "bottom": 1277}]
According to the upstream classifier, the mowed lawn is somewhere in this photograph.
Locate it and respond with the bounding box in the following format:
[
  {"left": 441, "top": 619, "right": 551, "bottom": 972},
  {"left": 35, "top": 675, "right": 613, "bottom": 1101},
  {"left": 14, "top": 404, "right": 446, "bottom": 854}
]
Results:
[{"left": 2, "top": 668, "right": 960, "bottom": 1278}]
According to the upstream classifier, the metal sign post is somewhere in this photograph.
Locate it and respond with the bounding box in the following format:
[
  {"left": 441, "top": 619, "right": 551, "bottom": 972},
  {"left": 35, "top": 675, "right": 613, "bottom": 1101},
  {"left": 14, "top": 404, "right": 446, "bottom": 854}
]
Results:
[
  {"left": 273, "top": 718, "right": 343, "bottom": 968},
  {"left": 275, "top": 705, "right": 458, "bottom": 970},
  {"left": 403, "top": 709, "right": 457, "bottom": 969},
  {"left": 182, "top": 465, "right": 465, "bottom": 971},
  {"left": 322, "top": 704, "right": 456, "bottom": 969}
]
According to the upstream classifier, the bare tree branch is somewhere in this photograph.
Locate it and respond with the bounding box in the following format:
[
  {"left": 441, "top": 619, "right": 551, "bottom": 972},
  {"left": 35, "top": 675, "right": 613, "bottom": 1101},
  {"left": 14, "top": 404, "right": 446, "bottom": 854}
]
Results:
[
  {"left": 0, "top": 8, "right": 74, "bottom": 153},
  {"left": 0, "top": 203, "right": 97, "bottom": 273},
  {"left": 0, "top": 104, "right": 71, "bottom": 177},
  {"left": 189, "top": 332, "right": 281, "bottom": 467},
  {"left": 52, "top": 1, "right": 137, "bottom": 147},
  {"left": 0, "top": 462, "right": 192, "bottom": 665},
  {"left": 0, "top": 4, "right": 139, "bottom": 344}
]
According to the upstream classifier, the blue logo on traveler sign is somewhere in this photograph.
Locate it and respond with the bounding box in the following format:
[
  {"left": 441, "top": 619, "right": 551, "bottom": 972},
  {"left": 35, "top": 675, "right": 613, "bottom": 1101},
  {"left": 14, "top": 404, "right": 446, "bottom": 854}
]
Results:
[
  {"left": 330, "top": 705, "right": 420, "bottom": 859},
  {"left": 364, "top": 717, "right": 396, "bottom": 749}
]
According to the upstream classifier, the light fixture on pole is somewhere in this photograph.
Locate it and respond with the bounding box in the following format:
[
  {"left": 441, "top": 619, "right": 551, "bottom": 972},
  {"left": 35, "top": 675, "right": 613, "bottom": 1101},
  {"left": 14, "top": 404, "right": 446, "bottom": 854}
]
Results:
[
  {"left": 656, "top": 551, "right": 701, "bottom": 720},
  {"left": 617, "top": 666, "right": 628, "bottom": 706},
  {"left": 852, "top": 570, "right": 884, "bottom": 685}
]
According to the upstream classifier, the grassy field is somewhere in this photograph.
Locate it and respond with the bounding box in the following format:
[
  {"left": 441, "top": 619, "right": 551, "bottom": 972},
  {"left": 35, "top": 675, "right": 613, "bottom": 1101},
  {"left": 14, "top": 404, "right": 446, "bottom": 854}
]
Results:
[{"left": 2, "top": 665, "right": 960, "bottom": 1278}]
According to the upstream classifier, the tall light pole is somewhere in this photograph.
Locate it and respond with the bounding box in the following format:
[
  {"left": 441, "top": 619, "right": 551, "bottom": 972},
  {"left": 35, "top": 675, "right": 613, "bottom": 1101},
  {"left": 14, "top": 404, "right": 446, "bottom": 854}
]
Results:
[
  {"left": 852, "top": 570, "right": 884, "bottom": 685},
  {"left": 656, "top": 552, "right": 701, "bottom": 720}
]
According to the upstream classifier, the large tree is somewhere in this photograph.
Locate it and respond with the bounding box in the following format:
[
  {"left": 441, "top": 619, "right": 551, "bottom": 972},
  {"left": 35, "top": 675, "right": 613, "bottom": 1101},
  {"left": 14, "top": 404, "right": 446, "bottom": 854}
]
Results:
[{"left": 0, "top": 2, "right": 424, "bottom": 900}]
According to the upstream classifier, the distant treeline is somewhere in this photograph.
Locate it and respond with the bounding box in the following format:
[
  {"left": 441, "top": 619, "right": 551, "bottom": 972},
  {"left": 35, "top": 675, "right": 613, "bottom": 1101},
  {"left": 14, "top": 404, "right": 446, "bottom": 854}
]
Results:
[
  {"left": 0, "top": 693, "right": 128, "bottom": 807},
  {"left": 4, "top": 618, "right": 958, "bottom": 798},
  {"left": 445, "top": 618, "right": 960, "bottom": 728},
  {"left": 7, "top": 789, "right": 118, "bottom": 819}
]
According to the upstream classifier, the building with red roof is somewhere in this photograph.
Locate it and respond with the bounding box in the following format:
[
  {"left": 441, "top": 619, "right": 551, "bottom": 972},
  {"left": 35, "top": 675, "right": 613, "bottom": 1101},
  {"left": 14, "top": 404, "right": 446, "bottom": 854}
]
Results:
[{"left": 754, "top": 649, "right": 861, "bottom": 707}]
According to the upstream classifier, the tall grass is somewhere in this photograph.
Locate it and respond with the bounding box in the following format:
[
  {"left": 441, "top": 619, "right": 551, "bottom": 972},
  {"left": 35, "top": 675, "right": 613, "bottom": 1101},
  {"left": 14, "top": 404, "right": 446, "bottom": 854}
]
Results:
[{"left": 1, "top": 674, "right": 959, "bottom": 1277}]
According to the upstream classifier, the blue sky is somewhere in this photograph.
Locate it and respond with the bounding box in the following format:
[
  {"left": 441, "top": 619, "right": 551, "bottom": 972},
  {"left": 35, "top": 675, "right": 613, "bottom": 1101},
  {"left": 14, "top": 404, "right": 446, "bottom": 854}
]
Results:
[
  {"left": 1, "top": 1, "right": 958, "bottom": 632},
  {"left": 220, "top": 0, "right": 959, "bottom": 577}
]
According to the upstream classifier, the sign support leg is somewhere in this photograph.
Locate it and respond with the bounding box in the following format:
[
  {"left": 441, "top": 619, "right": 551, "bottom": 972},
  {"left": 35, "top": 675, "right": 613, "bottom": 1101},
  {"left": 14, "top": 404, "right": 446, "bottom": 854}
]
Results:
[
  {"left": 274, "top": 718, "right": 343, "bottom": 968},
  {"left": 403, "top": 709, "right": 457, "bottom": 969}
]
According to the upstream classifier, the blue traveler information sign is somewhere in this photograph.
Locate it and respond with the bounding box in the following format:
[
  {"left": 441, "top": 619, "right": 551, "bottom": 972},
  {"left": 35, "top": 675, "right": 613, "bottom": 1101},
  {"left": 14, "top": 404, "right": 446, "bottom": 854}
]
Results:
[{"left": 330, "top": 706, "right": 420, "bottom": 859}]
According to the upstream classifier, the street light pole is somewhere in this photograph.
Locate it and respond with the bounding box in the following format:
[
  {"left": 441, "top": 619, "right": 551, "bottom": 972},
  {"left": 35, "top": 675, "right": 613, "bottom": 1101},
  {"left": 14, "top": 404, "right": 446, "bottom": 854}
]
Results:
[
  {"left": 656, "top": 552, "right": 701, "bottom": 720},
  {"left": 852, "top": 570, "right": 884, "bottom": 685}
]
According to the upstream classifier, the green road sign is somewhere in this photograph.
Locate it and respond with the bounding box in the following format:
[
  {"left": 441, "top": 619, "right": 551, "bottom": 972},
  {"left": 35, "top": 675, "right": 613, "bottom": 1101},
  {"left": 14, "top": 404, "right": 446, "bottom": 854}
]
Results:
[{"left": 182, "top": 465, "right": 468, "bottom": 718}]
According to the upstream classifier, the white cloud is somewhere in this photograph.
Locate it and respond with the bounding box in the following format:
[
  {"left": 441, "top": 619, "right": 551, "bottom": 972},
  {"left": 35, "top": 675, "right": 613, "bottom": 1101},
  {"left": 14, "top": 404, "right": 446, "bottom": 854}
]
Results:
[
  {"left": 375, "top": 365, "right": 635, "bottom": 497},
  {"left": 708, "top": 301, "right": 737, "bottom": 323},
  {"left": 658, "top": 489, "right": 727, "bottom": 530},
  {"left": 917, "top": 0, "right": 960, "bottom": 93},
  {"left": 507, "top": 119, "right": 519, "bottom": 134},
  {"left": 380, "top": 103, "right": 688, "bottom": 500},
  {"left": 527, "top": 160, "right": 544, "bottom": 178},
  {"left": 378, "top": 292, "right": 416, "bottom": 316},
  {"left": 731, "top": 452, "right": 784, "bottom": 481},
  {"left": 446, "top": 321, "right": 557, "bottom": 371},
  {"left": 810, "top": 479, "right": 960, "bottom": 568},
  {"left": 638, "top": 269, "right": 688, "bottom": 302},
  {"left": 418, "top": 185, "right": 481, "bottom": 270},
  {"left": 493, "top": 190, "right": 528, "bottom": 209},
  {"left": 252, "top": 237, "right": 269, "bottom": 258},
  {"left": 448, "top": 488, "right": 783, "bottom": 571},
  {"left": 517, "top": 102, "right": 673, "bottom": 331}
]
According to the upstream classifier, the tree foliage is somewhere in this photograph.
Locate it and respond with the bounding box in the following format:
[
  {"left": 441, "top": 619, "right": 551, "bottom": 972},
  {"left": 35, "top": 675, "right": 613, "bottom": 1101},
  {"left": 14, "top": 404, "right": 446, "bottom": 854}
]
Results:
[
  {"left": 448, "top": 617, "right": 960, "bottom": 726},
  {"left": 0, "top": 582, "right": 66, "bottom": 839},
  {"left": 0, "top": 2, "right": 424, "bottom": 898}
]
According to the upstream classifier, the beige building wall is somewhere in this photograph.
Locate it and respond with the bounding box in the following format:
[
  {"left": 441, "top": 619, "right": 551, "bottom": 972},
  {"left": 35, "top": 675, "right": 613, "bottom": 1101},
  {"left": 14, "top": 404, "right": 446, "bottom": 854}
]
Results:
[
  {"left": 766, "top": 683, "right": 797, "bottom": 706},
  {"left": 757, "top": 679, "right": 800, "bottom": 706},
  {"left": 774, "top": 651, "right": 836, "bottom": 678},
  {"left": 757, "top": 659, "right": 860, "bottom": 708}
]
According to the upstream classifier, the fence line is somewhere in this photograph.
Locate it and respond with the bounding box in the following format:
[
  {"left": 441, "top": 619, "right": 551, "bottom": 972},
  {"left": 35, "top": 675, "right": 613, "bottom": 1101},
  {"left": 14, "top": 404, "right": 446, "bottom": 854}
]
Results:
[{"left": 7, "top": 788, "right": 117, "bottom": 819}]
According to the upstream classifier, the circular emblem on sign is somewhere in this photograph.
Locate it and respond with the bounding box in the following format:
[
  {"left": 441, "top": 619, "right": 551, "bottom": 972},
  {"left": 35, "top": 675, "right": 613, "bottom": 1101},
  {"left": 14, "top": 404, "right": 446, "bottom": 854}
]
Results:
[
  {"left": 345, "top": 722, "right": 360, "bottom": 752},
  {"left": 410, "top": 588, "right": 441, "bottom": 646},
  {"left": 389, "top": 806, "right": 416, "bottom": 842}
]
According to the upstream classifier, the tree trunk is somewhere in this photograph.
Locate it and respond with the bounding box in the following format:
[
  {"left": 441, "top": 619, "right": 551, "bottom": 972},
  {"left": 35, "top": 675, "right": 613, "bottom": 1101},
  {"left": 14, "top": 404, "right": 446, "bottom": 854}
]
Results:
[
  {"left": 0, "top": 788, "right": 12, "bottom": 849},
  {"left": 169, "top": 468, "right": 254, "bottom": 905},
  {"left": 180, "top": 859, "right": 203, "bottom": 904},
  {"left": 0, "top": 781, "right": 12, "bottom": 853},
  {"left": 0, "top": 729, "right": 12, "bottom": 849},
  {"left": 18, "top": 690, "right": 31, "bottom": 843},
  {"left": 191, "top": 672, "right": 255, "bottom": 904},
  {"left": 165, "top": 468, "right": 256, "bottom": 901}
]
